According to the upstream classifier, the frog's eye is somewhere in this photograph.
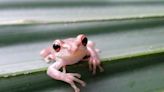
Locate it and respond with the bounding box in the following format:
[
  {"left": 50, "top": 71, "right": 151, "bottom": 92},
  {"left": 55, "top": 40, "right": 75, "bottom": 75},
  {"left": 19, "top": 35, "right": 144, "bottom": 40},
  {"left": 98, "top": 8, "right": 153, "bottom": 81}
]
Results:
[
  {"left": 53, "top": 44, "right": 61, "bottom": 52},
  {"left": 82, "top": 37, "right": 88, "bottom": 46}
]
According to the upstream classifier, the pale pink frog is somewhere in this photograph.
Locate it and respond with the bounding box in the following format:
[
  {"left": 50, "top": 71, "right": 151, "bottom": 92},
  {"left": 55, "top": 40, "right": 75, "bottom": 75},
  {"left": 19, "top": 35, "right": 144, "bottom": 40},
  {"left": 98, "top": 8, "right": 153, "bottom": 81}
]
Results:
[{"left": 40, "top": 34, "right": 103, "bottom": 92}]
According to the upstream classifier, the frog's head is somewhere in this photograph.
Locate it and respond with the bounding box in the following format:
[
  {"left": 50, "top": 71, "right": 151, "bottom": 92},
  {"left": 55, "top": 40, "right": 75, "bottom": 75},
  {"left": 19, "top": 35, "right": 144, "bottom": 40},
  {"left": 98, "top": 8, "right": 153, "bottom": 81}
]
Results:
[{"left": 52, "top": 34, "right": 88, "bottom": 53}]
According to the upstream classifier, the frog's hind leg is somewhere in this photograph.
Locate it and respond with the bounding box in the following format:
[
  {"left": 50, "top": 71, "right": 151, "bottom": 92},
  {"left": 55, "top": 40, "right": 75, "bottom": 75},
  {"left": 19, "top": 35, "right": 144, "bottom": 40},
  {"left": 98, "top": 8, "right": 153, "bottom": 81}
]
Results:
[
  {"left": 47, "top": 61, "right": 86, "bottom": 92},
  {"left": 65, "top": 73, "right": 86, "bottom": 92}
]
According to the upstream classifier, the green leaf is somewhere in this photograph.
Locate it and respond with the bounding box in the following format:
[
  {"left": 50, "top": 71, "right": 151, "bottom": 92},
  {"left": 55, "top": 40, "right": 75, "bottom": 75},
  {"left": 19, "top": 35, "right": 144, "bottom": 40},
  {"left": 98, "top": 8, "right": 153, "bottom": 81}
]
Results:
[{"left": 0, "top": 0, "right": 164, "bottom": 92}]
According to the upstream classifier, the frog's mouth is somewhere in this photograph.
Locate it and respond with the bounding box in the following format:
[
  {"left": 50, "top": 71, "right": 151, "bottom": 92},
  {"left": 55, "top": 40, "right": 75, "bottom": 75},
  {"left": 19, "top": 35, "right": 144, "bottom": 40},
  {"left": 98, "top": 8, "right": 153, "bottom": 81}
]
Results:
[{"left": 83, "top": 55, "right": 90, "bottom": 59}]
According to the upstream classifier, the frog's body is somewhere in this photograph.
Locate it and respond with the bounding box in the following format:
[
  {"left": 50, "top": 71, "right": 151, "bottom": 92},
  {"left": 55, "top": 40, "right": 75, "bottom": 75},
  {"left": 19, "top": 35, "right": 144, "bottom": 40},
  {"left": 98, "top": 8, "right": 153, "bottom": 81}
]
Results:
[{"left": 40, "top": 34, "right": 103, "bottom": 92}]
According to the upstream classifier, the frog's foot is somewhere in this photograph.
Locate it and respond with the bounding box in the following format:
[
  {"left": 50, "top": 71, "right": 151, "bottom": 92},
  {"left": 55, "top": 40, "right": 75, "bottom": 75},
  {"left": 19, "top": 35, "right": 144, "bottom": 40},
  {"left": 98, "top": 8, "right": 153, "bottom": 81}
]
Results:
[
  {"left": 65, "top": 73, "right": 86, "bottom": 92},
  {"left": 47, "top": 69, "right": 85, "bottom": 92},
  {"left": 89, "top": 56, "right": 104, "bottom": 75},
  {"left": 47, "top": 62, "right": 86, "bottom": 92},
  {"left": 95, "top": 49, "right": 101, "bottom": 53},
  {"left": 44, "top": 54, "right": 55, "bottom": 63},
  {"left": 44, "top": 57, "right": 51, "bottom": 63},
  {"left": 40, "top": 47, "right": 52, "bottom": 58},
  {"left": 87, "top": 41, "right": 104, "bottom": 74}
]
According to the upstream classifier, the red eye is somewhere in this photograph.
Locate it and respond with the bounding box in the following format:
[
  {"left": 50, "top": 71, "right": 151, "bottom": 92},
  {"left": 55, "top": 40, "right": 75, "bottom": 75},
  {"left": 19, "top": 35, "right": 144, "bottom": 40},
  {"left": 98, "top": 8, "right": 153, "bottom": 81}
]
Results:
[
  {"left": 53, "top": 44, "right": 61, "bottom": 52},
  {"left": 82, "top": 37, "right": 88, "bottom": 46}
]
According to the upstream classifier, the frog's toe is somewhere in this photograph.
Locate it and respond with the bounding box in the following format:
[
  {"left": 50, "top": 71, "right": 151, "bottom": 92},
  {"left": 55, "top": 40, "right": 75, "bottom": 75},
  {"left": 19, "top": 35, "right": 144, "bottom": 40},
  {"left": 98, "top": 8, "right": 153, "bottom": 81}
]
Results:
[{"left": 68, "top": 73, "right": 81, "bottom": 78}]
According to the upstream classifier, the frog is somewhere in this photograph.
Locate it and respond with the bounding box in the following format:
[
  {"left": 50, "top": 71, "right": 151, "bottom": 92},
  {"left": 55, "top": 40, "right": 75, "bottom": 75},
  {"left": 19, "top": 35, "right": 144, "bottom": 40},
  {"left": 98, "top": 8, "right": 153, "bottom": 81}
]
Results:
[{"left": 40, "top": 34, "right": 104, "bottom": 92}]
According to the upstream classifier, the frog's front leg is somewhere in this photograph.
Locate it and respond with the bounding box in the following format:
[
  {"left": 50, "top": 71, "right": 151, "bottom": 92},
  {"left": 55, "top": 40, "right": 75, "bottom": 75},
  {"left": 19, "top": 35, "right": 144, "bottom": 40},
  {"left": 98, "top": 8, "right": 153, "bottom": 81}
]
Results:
[
  {"left": 87, "top": 41, "right": 104, "bottom": 74},
  {"left": 40, "top": 47, "right": 51, "bottom": 58},
  {"left": 40, "top": 47, "right": 55, "bottom": 62},
  {"left": 45, "top": 54, "right": 56, "bottom": 63},
  {"left": 62, "top": 66, "right": 66, "bottom": 73},
  {"left": 47, "top": 61, "right": 86, "bottom": 92}
]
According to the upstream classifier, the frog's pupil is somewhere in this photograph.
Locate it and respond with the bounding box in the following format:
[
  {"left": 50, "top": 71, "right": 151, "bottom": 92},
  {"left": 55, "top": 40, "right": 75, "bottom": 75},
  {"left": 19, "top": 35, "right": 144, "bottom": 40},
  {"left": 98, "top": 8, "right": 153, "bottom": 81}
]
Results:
[
  {"left": 53, "top": 44, "right": 60, "bottom": 52},
  {"left": 82, "top": 37, "right": 88, "bottom": 46}
]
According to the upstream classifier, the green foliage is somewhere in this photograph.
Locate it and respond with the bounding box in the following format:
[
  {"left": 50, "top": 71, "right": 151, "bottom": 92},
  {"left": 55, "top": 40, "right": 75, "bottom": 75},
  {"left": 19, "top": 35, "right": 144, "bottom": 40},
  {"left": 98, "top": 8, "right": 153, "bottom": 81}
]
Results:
[{"left": 0, "top": 0, "right": 164, "bottom": 92}]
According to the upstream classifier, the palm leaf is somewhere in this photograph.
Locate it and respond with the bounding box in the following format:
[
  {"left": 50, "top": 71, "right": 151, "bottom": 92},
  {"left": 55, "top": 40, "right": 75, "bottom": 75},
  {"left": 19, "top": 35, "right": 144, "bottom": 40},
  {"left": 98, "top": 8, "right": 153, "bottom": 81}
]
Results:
[{"left": 0, "top": 1, "right": 164, "bottom": 92}]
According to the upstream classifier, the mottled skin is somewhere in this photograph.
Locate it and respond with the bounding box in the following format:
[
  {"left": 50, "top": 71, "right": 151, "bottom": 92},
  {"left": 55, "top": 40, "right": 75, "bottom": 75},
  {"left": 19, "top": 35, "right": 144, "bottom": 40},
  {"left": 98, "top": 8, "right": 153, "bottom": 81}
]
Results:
[{"left": 40, "top": 34, "right": 103, "bottom": 92}]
